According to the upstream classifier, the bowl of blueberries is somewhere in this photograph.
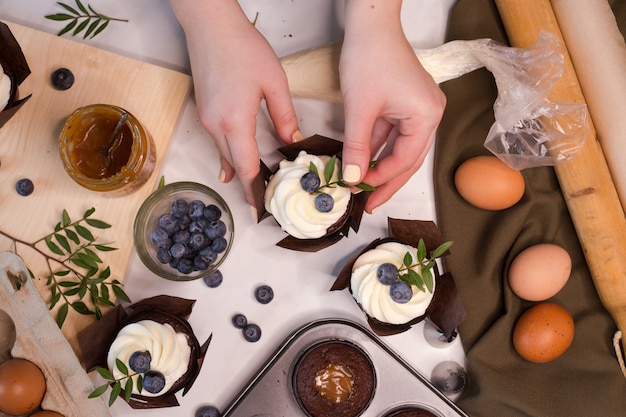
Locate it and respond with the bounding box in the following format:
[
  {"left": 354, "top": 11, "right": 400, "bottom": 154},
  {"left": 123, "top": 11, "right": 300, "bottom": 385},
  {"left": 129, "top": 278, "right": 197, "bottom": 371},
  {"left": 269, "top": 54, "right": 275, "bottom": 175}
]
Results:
[{"left": 133, "top": 181, "right": 234, "bottom": 281}]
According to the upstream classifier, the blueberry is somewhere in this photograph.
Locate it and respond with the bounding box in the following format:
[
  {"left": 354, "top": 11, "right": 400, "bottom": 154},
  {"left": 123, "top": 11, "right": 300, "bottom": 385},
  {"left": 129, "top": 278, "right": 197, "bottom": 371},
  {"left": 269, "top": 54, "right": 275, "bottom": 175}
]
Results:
[
  {"left": 150, "top": 229, "right": 171, "bottom": 249},
  {"left": 156, "top": 248, "right": 172, "bottom": 264},
  {"left": 51, "top": 67, "right": 74, "bottom": 90},
  {"left": 198, "top": 247, "right": 218, "bottom": 265},
  {"left": 189, "top": 217, "right": 211, "bottom": 234},
  {"left": 172, "top": 230, "right": 191, "bottom": 245},
  {"left": 195, "top": 405, "right": 222, "bottom": 417},
  {"left": 315, "top": 193, "right": 334, "bottom": 213},
  {"left": 232, "top": 313, "right": 248, "bottom": 329},
  {"left": 390, "top": 281, "right": 413, "bottom": 304},
  {"left": 170, "top": 242, "right": 186, "bottom": 259},
  {"left": 243, "top": 323, "right": 262, "bottom": 342},
  {"left": 157, "top": 213, "right": 180, "bottom": 235},
  {"left": 193, "top": 255, "right": 209, "bottom": 270},
  {"left": 189, "top": 232, "right": 209, "bottom": 250},
  {"left": 254, "top": 285, "right": 274, "bottom": 304},
  {"left": 188, "top": 200, "right": 205, "bottom": 219},
  {"left": 203, "top": 204, "right": 222, "bottom": 222},
  {"left": 142, "top": 370, "right": 166, "bottom": 394},
  {"left": 176, "top": 258, "right": 194, "bottom": 274},
  {"left": 203, "top": 270, "right": 223, "bottom": 288},
  {"left": 171, "top": 199, "right": 189, "bottom": 218},
  {"left": 300, "top": 172, "right": 321, "bottom": 192},
  {"left": 377, "top": 263, "right": 399, "bottom": 285},
  {"left": 205, "top": 220, "right": 226, "bottom": 239},
  {"left": 128, "top": 351, "right": 151, "bottom": 373},
  {"left": 211, "top": 237, "right": 228, "bottom": 253},
  {"left": 15, "top": 178, "right": 34, "bottom": 196}
]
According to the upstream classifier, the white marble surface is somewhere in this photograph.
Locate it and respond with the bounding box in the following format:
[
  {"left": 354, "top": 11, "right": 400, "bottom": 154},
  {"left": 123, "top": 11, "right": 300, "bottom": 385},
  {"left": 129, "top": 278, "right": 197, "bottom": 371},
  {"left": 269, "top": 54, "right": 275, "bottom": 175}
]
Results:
[{"left": 0, "top": 1, "right": 465, "bottom": 416}]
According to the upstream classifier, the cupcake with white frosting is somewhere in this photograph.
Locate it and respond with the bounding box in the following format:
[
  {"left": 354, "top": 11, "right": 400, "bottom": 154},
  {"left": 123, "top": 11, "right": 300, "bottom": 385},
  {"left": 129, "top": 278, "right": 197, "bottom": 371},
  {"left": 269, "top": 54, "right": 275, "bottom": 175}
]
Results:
[
  {"left": 256, "top": 135, "right": 370, "bottom": 252},
  {"left": 332, "top": 218, "right": 466, "bottom": 337},
  {"left": 0, "top": 22, "right": 31, "bottom": 128}
]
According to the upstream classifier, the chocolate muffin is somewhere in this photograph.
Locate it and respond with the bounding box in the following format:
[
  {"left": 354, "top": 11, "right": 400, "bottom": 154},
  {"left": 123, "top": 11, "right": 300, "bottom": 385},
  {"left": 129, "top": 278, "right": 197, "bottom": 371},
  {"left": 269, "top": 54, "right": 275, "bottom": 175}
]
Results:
[
  {"left": 384, "top": 406, "right": 440, "bottom": 417},
  {"left": 294, "top": 341, "right": 375, "bottom": 417}
]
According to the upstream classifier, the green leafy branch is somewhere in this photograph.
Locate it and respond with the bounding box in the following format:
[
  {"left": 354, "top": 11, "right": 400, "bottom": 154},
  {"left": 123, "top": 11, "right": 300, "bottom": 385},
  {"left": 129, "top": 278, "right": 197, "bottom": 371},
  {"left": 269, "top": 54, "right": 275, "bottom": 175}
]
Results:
[
  {"left": 89, "top": 358, "right": 142, "bottom": 406},
  {"left": 398, "top": 239, "right": 453, "bottom": 293},
  {"left": 45, "top": 0, "right": 128, "bottom": 39},
  {"left": 1, "top": 207, "right": 130, "bottom": 328},
  {"left": 309, "top": 156, "right": 376, "bottom": 193}
]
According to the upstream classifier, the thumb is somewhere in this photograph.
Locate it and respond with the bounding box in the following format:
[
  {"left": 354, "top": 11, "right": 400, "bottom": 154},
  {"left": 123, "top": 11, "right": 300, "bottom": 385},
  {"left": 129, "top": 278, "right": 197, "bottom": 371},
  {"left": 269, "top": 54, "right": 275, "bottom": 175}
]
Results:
[{"left": 342, "top": 111, "right": 375, "bottom": 185}]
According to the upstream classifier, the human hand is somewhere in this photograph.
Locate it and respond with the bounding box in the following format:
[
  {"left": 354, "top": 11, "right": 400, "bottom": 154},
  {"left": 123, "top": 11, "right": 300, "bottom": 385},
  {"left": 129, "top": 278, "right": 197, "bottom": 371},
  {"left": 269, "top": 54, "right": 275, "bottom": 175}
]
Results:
[
  {"left": 340, "top": 1, "right": 446, "bottom": 213},
  {"left": 170, "top": 0, "right": 301, "bottom": 207}
]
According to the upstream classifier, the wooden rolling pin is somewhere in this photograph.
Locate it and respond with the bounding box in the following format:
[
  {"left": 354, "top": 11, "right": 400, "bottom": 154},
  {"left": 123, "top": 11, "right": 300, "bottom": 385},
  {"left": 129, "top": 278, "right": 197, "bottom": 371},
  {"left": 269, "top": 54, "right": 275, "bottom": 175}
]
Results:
[{"left": 495, "top": 0, "right": 626, "bottom": 368}]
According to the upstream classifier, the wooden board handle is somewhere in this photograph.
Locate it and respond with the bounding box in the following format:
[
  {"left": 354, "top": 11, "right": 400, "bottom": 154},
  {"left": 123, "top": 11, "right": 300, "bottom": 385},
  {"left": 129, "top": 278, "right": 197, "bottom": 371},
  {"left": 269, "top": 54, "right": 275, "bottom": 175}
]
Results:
[{"left": 495, "top": 0, "right": 626, "bottom": 340}]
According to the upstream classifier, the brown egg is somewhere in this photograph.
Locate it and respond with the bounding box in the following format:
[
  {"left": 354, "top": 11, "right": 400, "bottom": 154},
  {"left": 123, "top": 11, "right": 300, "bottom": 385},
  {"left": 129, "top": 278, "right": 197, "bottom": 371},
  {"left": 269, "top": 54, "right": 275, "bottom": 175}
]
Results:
[
  {"left": 30, "top": 411, "right": 65, "bottom": 417},
  {"left": 0, "top": 358, "right": 46, "bottom": 415},
  {"left": 454, "top": 155, "right": 525, "bottom": 210},
  {"left": 513, "top": 302, "right": 574, "bottom": 363},
  {"left": 508, "top": 243, "right": 572, "bottom": 301}
]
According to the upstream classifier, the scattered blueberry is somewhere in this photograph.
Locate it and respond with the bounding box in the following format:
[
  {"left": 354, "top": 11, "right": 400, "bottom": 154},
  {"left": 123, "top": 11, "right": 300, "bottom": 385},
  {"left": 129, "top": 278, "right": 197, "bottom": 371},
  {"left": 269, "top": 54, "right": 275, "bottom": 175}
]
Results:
[
  {"left": 203, "top": 270, "right": 223, "bottom": 288},
  {"left": 377, "top": 263, "right": 399, "bottom": 285},
  {"left": 188, "top": 200, "right": 205, "bottom": 219},
  {"left": 254, "top": 285, "right": 274, "bottom": 304},
  {"left": 15, "top": 178, "right": 34, "bottom": 196},
  {"left": 195, "top": 405, "right": 222, "bottom": 417},
  {"left": 243, "top": 323, "right": 262, "bottom": 342},
  {"left": 390, "top": 281, "right": 413, "bottom": 304},
  {"left": 315, "top": 193, "right": 334, "bottom": 213},
  {"left": 157, "top": 213, "right": 180, "bottom": 235},
  {"left": 142, "top": 370, "right": 166, "bottom": 394},
  {"left": 203, "top": 204, "right": 222, "bottom": 222},
  {"left": 171, "top": 199, "right": 189, "bottom": 218},
  {"left": 128, "top": 351, "right": 151, "bottom": 373},
  {"left": 51, "top": 67, "right": 74, "bottom": 90},
  {"left": 232, "top": 313, "right": 248, "bottom": 329},
  {"left": 210, "top": 236, "right": 228, "bottom": 253},
  {"left": 300, "top": 172, "right": 321, "bottom": 192}
]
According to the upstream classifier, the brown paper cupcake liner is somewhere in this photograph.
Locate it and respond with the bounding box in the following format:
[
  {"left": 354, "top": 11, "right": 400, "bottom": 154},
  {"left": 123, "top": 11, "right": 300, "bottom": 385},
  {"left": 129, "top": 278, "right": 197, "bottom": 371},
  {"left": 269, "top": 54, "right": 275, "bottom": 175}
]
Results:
[
  {"left": 0, "top": 21, "right": 31, "bottom": 129},
  {"left": 78, "top": 295, "right": 211, "bottom": 409},
  {"left": 331, "top": 218, "right": 466, "bottom": 338},
  {"left": 253, "top": 134, "right": 369, "bottom": 252}
]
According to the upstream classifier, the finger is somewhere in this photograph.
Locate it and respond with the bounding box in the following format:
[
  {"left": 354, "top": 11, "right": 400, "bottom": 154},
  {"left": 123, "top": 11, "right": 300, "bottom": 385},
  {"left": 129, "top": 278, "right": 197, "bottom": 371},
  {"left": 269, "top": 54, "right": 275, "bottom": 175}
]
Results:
[
  {"left": 265, "top": 82, "right": 302, "bottom": 144},
  {"left": 223, "top": 133, "right": 261, "bottom": 207},
  {"left": 342, "top": 106, "right": 378, "bottom": 184},
  {"left": 219, "top": 155, "right": 236, "bottom": 183}
]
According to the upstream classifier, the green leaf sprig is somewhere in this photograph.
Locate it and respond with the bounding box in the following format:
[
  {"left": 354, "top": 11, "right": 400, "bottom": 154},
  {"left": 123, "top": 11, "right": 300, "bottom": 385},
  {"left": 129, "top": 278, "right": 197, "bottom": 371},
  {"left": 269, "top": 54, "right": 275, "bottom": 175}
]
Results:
[
  {"left": 1, "top": 207, "right": 130, "bottom": 328},
  {"left": 308, "top": 155, "right": 375, "bottom": 193},
  {"left": 45, "top": 0, "right": 129, "bottom": 39},
  {"left": 398, "top": 239, "right": 453, "bottom": 293},
  {"left": 89, "top": 358, "right": 142, "bottom": 406}
]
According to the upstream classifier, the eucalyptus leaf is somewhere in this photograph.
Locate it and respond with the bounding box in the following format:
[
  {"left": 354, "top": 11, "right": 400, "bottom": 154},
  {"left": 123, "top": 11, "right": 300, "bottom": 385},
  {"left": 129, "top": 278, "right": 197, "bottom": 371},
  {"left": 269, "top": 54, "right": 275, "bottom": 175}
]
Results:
[
  {"left": 89, "top": 383, "right": 110, "bottom": 398},
  {"left": 96, "top": 367, "right": 115, "bottom": 380},
  {"left": 109, "top": 382, "right": 121, "bottom": 406}
]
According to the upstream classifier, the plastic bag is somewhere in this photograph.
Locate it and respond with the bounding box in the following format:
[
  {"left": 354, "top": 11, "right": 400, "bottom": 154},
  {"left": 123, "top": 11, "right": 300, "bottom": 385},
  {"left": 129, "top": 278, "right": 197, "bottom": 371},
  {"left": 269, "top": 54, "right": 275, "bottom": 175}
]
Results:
[{"left": 476, "top": 31, "right": 588, "bottom": 169}]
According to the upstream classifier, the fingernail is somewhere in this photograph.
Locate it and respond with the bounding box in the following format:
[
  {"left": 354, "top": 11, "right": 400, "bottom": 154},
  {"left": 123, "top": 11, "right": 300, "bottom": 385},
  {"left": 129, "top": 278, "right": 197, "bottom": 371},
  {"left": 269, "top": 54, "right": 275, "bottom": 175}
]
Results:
[
  {"left": 343, "top": 164, "right": 361, "bottom": 183},
  {"left": 370, "top": 206, "right": 379, "bottom": 215},
  {"left": 219, "top": 169, "right": 226, "bottom": 183},
  {"left": 292, "top": 130, "right": 304, "bottom": 142},
  {"left": 250, "top": 205, "right": 258, "bottom": 221}
]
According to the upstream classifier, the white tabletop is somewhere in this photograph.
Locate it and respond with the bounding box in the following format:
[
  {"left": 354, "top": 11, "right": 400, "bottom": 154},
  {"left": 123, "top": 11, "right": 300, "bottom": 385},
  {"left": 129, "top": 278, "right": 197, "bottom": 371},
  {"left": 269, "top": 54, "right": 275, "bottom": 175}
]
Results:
[{"left": 0, "top": 1, "right": 465, "bottom": 415}]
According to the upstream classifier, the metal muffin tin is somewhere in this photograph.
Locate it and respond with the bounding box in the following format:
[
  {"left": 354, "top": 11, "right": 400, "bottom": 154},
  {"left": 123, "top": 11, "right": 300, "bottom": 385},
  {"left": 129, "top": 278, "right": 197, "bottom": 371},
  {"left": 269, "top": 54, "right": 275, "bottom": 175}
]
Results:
[{"left": 222, "top": 318, "right": 468, "bottom": 417}]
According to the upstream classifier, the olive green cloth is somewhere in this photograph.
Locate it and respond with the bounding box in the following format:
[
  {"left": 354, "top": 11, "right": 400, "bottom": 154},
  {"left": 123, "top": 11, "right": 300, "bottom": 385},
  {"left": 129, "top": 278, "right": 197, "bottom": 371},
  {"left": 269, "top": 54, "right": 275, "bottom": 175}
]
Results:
[{"left": 434, "top": 1, "right": 626, "bottom": 416}]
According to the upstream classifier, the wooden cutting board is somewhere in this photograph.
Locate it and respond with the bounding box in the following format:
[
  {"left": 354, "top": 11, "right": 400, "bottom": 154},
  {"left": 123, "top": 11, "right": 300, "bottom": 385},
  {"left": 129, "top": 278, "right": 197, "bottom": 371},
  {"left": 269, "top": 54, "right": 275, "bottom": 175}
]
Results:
[{"left": 0, "top": 21, "right": 192, "bottom": 354}]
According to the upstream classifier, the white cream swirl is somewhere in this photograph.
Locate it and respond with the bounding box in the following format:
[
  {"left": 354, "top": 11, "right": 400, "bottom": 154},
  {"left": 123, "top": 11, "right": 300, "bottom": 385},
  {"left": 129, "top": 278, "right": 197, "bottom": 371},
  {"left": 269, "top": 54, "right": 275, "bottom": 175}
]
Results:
[
  {"left": 0, "top": 64, "right": 11, "bottom": 110},
  {"left": 351, "top": 242, "right": 435, "bottom": 324},
  {"left": 107, "top": 320, "right": 191, "bottom": 396},
  {"left": 264, "top": 151, "right": 351, "bottom": 239}
]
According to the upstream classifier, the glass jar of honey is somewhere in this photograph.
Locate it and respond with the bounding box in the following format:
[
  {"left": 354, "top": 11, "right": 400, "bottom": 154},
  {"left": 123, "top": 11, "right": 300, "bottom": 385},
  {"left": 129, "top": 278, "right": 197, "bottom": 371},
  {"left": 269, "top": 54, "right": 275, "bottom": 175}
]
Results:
[{"left": 59, "top": 104, "right": 156, "bottom": 195}]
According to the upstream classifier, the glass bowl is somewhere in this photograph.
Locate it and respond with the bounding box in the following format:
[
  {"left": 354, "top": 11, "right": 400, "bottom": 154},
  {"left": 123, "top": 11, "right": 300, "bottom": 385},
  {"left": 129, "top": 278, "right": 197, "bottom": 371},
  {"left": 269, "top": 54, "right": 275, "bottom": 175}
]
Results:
[{"left": 134, "top": 181, "right": 234, "bottom": 281}]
